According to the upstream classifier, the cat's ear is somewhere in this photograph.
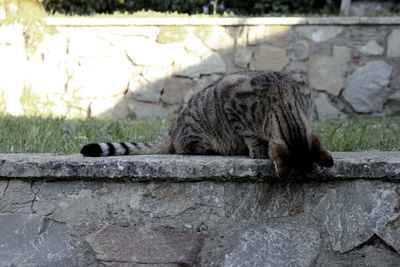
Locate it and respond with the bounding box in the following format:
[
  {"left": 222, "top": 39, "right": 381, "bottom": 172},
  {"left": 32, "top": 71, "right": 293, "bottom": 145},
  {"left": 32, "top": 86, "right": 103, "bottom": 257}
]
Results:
[
  {"left": 269, "top": 142, "right": 292, "bottom": 179},
  {"left": 311, "top": 131, "right": 334, "bottom": 168}
]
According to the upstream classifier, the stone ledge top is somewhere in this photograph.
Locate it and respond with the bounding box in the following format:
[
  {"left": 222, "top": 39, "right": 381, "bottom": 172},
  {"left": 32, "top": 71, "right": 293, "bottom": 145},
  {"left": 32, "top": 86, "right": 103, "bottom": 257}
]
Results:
[
  {"left": 43, "top": 17, "right": 400, "bottom": 27},
  {"left": 0, "top": 152, "right": 399, "bottom": 182}
]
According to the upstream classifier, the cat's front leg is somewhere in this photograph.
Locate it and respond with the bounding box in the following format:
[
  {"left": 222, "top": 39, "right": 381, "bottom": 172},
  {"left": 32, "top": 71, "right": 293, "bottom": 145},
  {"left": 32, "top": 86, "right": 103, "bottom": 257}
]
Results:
[{"left": 244, "top": 137, "right": 269, "bottom": 159}]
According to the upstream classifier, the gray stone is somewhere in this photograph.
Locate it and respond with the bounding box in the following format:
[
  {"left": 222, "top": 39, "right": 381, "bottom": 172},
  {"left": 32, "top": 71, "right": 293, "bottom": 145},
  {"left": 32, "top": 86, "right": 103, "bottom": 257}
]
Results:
[
  {"left": 309, "top": 56, "right": 344, "bottom": 96},
  {"left": 224, "top": 225, "right": 320, "bottom": 267},
  {"left": 314, "top": 93, "right": 344, "bottom": 120},
  {"left": 174, "top": 52, "right": 226, "bottom": 78},
  {"left": 284, "top": 61, "right": 308, "bottom": 75},
  {"left": 224, "top": 183, "right": 304, "bottom": 219},
  {"left": 194, "top": 26, "right": 235, "bottom": 51},
  {"left": 68, "top": 57, "right": 131, "bottom": 100},
  {"left": 1, "top": 152, "right": 400, "bottom": 182},
  {"left": 161, "top": 76, "right": 195, "bottom": 105},
  {"left": 184, "top": 33, "right": 212, "bottom": 57},
  {"left": 234, "top": 47, "right": 253, "bottom": 69},
  {"left": 342, "top": 60, "right": 392, "bottom": 113},
  {"left": 296, "top": 26, "right": 344, "bottom": 43},
  {"left": 317, "top": 244, "right": 400, "bottom": 266},
  {"left": 313, "top": 180, "right": 400, "bottom": 253},
  {"left": 86, "top": 225, "right": 203, "bottom": 266},
  {"left": 0, "top": 180, "right": 35, "bottom": 213},
  {"left": 0, "top": 24, "right": 25, "bottom": 46},
  {"left": 248, "top": 25, "right": 293, "bottom": 46},
  {"left": 386, "top": 92, "right": 400, "bottom": 114},
  {"left": 0, "top": 214, "right": 72, "bottom": 266},
  {"left": 68, "top": 31, "right": 120, "bottom": 58},
  {"left": 308, "top": 46, "right": 350, "bottom": 96},
  {"left": 387, "top": 29, "right": 400, "bottom": 57},
  {"left": 250, "top": 45, "right": 289, "bottom": 71},
  {"left": 0, "top": 45, "right": 25, "bottom": 115},
  {"left": 287, "top": 40, "right": 310, "bottom": 60},
  {"left": 358, "top": 39, "right": 384, "bottom": 56},
  {"left": 128, "top": 69, "right": 167, "bottom": 103},
  {"left": 126, "top": 37, "right": 180, "bottom": 68},
  {"left": 128, "top": 101, "right": 171, "bottom": 118}
]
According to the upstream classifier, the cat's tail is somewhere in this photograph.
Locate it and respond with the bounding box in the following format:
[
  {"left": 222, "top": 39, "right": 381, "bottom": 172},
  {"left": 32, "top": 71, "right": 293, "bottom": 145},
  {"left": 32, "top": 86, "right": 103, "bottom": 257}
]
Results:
[{"left": 80, "top": 132, "right": 173, "bottom": 157}]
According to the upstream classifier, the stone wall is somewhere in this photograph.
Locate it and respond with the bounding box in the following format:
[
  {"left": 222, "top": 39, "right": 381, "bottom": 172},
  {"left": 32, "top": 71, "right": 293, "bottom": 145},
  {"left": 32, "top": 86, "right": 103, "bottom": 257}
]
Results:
[
  {"left": 0, "top": 152, "right": 400, "bottom": 266},
  {"left": 0, "top": 17, "right": 400, "bottom": 119}
]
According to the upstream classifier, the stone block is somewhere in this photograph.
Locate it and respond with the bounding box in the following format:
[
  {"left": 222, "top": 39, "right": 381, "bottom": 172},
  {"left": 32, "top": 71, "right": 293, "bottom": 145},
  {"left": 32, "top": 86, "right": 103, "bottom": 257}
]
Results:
[
  {"left": 287, "top": 40, "right": 310, "bottom": 60},
  {"left": 126, "top": 37, "right": 180, "bottom": 68},
  {"left": 184, "top": 33, "right": 212, "bottom": 57},
  {"left": 314, "top": 93, "right": 344, "bottom": 120},
  {"left": 0, "top": 214, "right": 72, "bottom": 266},
  {"left": 161, "top": 76, "right": 195, "bottom": 105},
  {"left": 248, "top": 25, "right": 292, "bottom": 46},
  {"left": 317, "top": 245, "right": 400, "bottom": 266},
  {"left": 194, "top": 26, "right": 234, "bottom": 51},
  {"left": 128, "top": 68, "right": 167, "bottom": 103},
  {"left": 387, "top": 29, "right": 400, "bottom": 57},
  {"left": 67, "top": 57, "right": 131, "bottom": 100},
  {"left": 234, "top": 47, "right": 253, "bottom": 68},
  {"left": 296, "top": 26, "right": 344, "bottom": 43},
  {"left": 86, "top": 225, "right": 203, "bottom": 266},
  {"left": 224, "top": 224, "right": 320, "bottom": 267},
  {"left": 174, "top": 52, "right": 226, "bottom": 78},
  {"left": 284, "top": 61, "right": 308, "bottom": 75},
  {"left": 67, "top": 31, "right": 121, "bottom": 58},
  {"left": 129, "top": 101, "right": 172, "bottom": 118},
  {"left": 313, "top": 180, "right": 400, "bottom": 253},
  {"left": 342, "top": 60, "right": 392, "bottom": 113},
  {"left": 157, "top": 26, "right": 189, "bottom": 44},
  {"left": 0, "top": 24, "right": 25, "bottom": 46},
  {"left": 223, "top": 183, "right": 304, "bottom": 219},
  {"left": 358, "top": 39, "right": 384, "bottom": 56},
  {"left": 308, "top": 46, "right": 350, "bottom": 96},
  {"left": 0, "top": 45, "right": 25, "bottom": 115},
  {"left": 386, "top": 92, "right": 400, "bottom": 114},
  {"left": 0, "top": 180, "right": 35, "bottom": 213},
  {"left": 250, "top": 45, "right": 289, "bottom": 71}
]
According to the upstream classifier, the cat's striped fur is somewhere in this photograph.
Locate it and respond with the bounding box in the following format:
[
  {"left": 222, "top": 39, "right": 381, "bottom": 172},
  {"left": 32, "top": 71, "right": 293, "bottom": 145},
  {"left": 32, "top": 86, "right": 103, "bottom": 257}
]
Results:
[{"left": 81, "top": 70, "right": 333, "bottom": 179}]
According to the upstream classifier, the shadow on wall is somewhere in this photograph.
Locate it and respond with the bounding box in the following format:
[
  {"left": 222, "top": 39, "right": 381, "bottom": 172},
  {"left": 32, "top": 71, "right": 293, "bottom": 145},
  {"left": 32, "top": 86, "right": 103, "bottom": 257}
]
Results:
[{"left": 0, "top": 13, "right": 400, "bottom": 120}]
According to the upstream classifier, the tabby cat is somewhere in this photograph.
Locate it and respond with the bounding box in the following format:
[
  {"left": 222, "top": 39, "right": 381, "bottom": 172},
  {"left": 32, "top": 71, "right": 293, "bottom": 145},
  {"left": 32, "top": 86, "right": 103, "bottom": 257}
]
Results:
[{"left": 81, "top": 70, "right": 333, "bottom": 179}]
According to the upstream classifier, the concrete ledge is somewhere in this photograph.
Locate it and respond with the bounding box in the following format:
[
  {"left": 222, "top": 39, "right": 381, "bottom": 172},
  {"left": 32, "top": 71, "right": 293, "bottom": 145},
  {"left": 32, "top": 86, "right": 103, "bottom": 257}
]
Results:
[
  {"left": 0, "top": 152, "right": 399, "bottom": 181},
  {"left": 43, "top": 16, "right": 400, "bottom": 26}
]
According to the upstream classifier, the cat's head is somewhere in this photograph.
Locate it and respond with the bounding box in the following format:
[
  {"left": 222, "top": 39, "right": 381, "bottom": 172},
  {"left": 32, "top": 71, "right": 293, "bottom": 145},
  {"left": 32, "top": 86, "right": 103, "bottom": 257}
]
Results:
[{"left": 258, "top": 72, "right": 333, "bottom": 179}]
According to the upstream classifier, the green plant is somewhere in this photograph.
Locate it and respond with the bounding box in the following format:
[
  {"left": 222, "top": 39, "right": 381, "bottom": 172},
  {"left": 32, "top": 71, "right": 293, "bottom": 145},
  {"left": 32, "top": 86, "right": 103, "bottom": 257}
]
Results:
[{"left": 38, "top": 0, "right": 340, "bottom": 16}]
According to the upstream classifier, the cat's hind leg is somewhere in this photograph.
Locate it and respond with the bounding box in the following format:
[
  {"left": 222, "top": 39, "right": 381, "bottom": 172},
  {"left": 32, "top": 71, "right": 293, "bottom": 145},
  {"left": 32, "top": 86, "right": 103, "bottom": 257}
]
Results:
[{"left": 244, "top": 137, "right": 269, "bottom": 159}]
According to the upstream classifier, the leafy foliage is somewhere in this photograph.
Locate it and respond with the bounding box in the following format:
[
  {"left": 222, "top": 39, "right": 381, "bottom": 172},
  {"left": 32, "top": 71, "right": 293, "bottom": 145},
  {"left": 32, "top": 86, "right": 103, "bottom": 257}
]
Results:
[{"left": 38, "top": 0, "right": 340, "bottom": 15}]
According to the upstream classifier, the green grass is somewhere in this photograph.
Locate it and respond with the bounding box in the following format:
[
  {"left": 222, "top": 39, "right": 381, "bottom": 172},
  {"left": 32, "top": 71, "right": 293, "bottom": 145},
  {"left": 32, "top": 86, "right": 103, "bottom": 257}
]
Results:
[
  {"left": 312, "top": 115, "right": 400, "bottom": 152},
  {"left": 0, "top": 114, "right": 399, "bottom": 153},
  {"left": 0, "top": 115, "right": 171, "bottom": 154}
]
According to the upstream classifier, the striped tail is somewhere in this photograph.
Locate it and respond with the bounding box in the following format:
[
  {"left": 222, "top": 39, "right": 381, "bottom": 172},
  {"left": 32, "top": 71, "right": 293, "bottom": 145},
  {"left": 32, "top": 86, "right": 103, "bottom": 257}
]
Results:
[{"left": 80, "top": 132, "right": 173, "bottom": 157}]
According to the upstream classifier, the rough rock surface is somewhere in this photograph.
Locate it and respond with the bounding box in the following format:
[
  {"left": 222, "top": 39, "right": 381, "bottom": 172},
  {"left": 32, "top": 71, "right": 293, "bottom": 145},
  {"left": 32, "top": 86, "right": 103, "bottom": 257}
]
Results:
[
  {"left": 313, "top": 180, "right": 400, "bottom": 253},
  {"left": 1, "top": 152, "right": 400, "bottom": 266},
  {"left": 387, "top": 29, "right": 400, "bottom": 57},
  {"left": 309, "top": 46, "right": 350, "bottom": 96},
  {"left": 296, "top": 26, "right": 344, "bottom": 42},
  {"left": 86, "top": 225, "right": 203, "bottom": 266},
  {"left": 342, "top": 60, "right": 392, "bottom": 113},
  {"left": 224, "top": 224, "right": 321, "bottom": 267},
  {"left": 0, "top": 214, "right": 72, "bottom": 266},
  {"left": 358, "top": 39, "right": 384, "bottom": 56},
  {"left": 1, "top": 152, "right": 400, "bottom": 181},
  {"left": 250, "top": 44, "right": 289, "bottom": 71},
  {"left": 314, "top": 93, "right": 344, "bottom": 120}
]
